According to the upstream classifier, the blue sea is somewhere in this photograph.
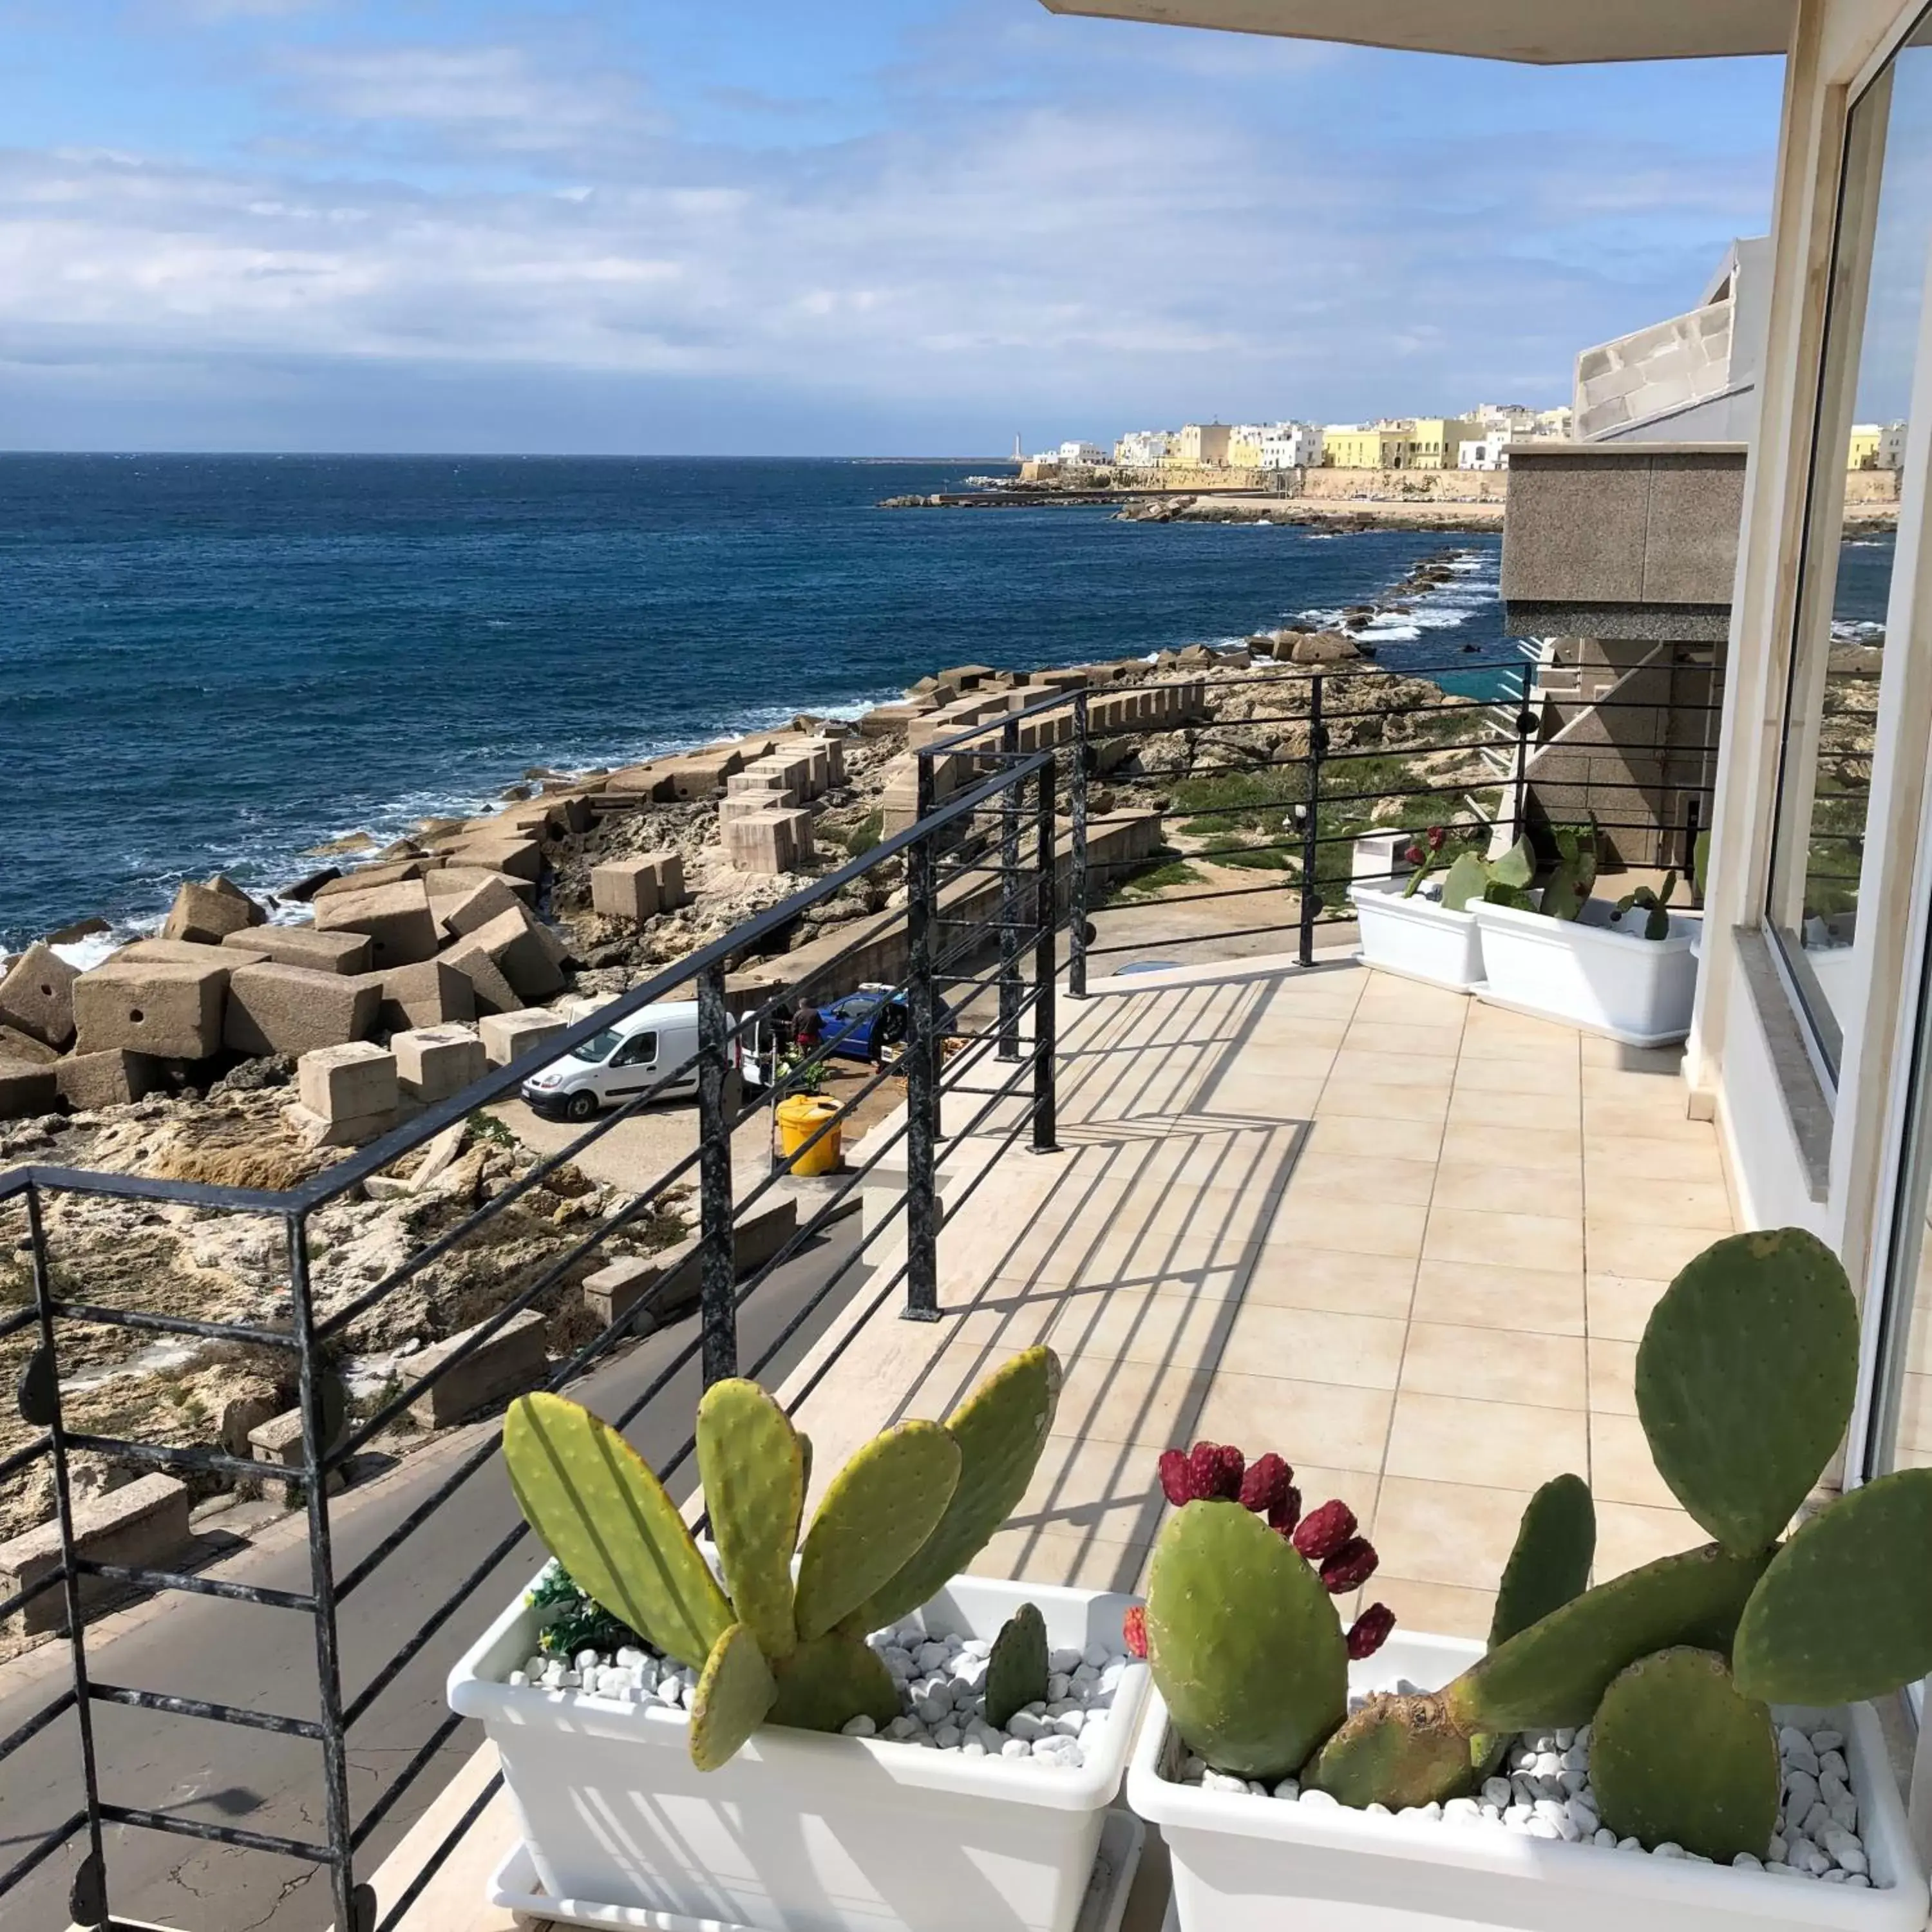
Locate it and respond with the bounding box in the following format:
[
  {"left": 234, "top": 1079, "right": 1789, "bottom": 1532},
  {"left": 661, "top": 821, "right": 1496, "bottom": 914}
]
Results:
[{"left": 3, "top": 454, "right": 1536, "bottom": 952}]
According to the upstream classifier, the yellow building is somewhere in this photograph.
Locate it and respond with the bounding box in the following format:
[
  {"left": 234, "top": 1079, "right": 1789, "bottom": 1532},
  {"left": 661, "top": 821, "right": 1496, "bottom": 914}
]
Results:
[
  {"left": 1848, "top": 424, "right": 1883, "bottom": 470},
  {"left": 1406, "top": 417, "right": 1482, "bottom": 469},
  {"left": 1322, "top": 424, "right": 1412, "bottom": 469},
  {"left": 1166, "top": 422, "right": 1232, "bottom": 468},
  {"left": 1227, "top": 428, "right": 1265, "bottom": 468}
]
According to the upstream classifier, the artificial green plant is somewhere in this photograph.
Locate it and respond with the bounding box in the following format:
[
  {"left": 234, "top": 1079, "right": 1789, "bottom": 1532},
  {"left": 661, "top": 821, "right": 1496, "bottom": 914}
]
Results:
[
  {"left": 504, "top": 1345, "right": 1061, "bottom": 1769},
  {"left": 1144, "top": 1228, "right": 1932, "bottom": 1859}
]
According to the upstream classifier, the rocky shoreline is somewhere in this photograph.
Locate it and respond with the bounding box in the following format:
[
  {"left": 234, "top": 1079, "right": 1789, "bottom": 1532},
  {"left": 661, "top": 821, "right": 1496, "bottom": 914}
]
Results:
[
  {"left": 882, "top": 487, "right": 1504, "bottom": 534},
  {"left": 0, "top": 576, "right": 1497, "bottom": 1568}
]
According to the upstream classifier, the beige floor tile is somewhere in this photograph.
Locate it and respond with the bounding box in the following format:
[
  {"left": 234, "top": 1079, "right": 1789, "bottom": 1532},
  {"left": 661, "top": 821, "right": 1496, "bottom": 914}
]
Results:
[
  {"left": 1240, "top": 1017, "right": 1354, "bottom": 1053},
  {"left": 1446, "top": 1088, "right": 1580, "bottom": 1132},
  {"left": 1085, "top": 1128, "right": 1305, "bottom": 1200},
  {"left": 1211, "top": 1045, "right": 1340, "bottom": 1086},
  {"left": 1371, "top": 1475, "right": 1540, "bottom": 1591},
  {"left": 969, "top": 1522, "right": 1150, "bottom": 1594},
  {"left": 1586, "top": 1220, "right": 1724, "bottom": 1280},
  {"left": 1385, "top": 1390, "right": 1589, "bottom": 1493},
  {"left": 1593, "top": 1500, "right": 1705, "bottom": 1582},
  {"left": 1584, "top": 1273, "right": 1670, "bottom": 1343},
  {"left": 1589, "top": 1411, "right": 1680, "bottom": 1510},
  {"left": 1580, "top": 1173, "right": 1733, "bottom": 1232},
  {"left": 1050, "top": 1351, "right": 1216, "bottom": 1448},
  {"left": 1019, "top": 1431, "right": 1171, "bottom": 1546},
  {"left": 1588, "top": 1338, "right": 1638, "bottom": 1416},
  {"left": 1581, "top": 1064, "right": 1690, "bottom": 1104},
  {"left": 1454, "top": 1057, "right": 1580, "bottom": 1097},
  {"left": 1400, "top": 1321, "right": 1587, "bottom": 1410},
  {"left": 1437, "top": 1122, "right": 1581, "bottom": 1175},
  {"left": 1582, "top": 1133, "right": 1726, "bottom": 1185},
  {"left": 1368, "top": 1575, "right": 1498, "bottom": 1642},
  {"left": 1432, "top": 1159, "right": 1582, "bottom": 1217},
  {"left": 1282, "top": 1152, "right": 1441, "bottom": 1206},
  {"left": 1242, "top": 1247, "right": 1418, "bottom": 1319},
  {"left": 1353, "top": 976, "right": 1468, "bottom": 1016},
  {"left": 989, "top": 1281, "right": 1241, "bottom": 1374},
  {"left": 1188, "top": 1372, "right": 1394, "bottom": 1474},
  {"left": 1580, "top": 1099, "right": 1714, "bottom": 1141},
  {"left": 1221, "top": 1303, "right": 1409, "bottom": 1390},
  {"left": 1317, "top": 1079, "right": 1453, "bottom": 1124},
  {"left": 1193, "top": 1075, "right": 1329, "bottom": 1122},
  {"left": 1580, "top": 1037, "right": 1686, "bottom": 1074},
  {"left": 1423, "top": 1208, "right": 1584, "bottom": 1274},
  {"left": 1302, "top": 1113, "right": 1446, "bottom": 1162},
  {"left": 1341, "top": 1020, "right": 1465, "bottom": 1059},
  {"left": 1263, "top": 1195, "right": 1430, "bottom": 1259},
  {"left": 1330, "top": 1048, "right": 1459, "bottom": 1091},
  {"left": 1410, "top": 1259, "right": 1586, "bottom": 1336}
]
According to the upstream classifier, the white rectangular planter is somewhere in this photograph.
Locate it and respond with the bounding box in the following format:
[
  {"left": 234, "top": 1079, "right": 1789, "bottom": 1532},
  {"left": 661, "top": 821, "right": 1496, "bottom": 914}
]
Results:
[
  {"left": 1128, "top": 1631, "right": 1929, "bottom": 1932},
  {"left": 1471, "top": 898, "right": 1701, "bottom": 1046},
  {"left": 1352, "top": 878, "right": 1484, "bottom": 993},
  {"left": 448, "top": 1568, "right": 1150, "bottom": 1932}
]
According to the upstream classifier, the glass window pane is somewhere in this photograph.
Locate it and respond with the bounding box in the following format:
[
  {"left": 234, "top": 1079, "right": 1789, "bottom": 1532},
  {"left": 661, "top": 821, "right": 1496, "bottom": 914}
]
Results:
[{"left": 1765, "top": 28, "right": 1932, "bottom": 1075}]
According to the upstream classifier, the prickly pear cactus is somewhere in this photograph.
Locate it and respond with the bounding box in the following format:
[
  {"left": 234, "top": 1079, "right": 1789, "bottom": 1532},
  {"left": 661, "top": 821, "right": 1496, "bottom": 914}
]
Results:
[
  {"left": 1303, "top": 1694, "right": 1476, "bottom": 1808},
  {"left": 848, "top": 1346, "right": 1061, "bottom": 1633},
  {"left": 769, "top": 1632, "right": 900, "bottom": 1732},
  {"left": 696, "top": 1379, "right": 804, "bottom": 1659},
  {"left": 1732, "top": 1465, "right": 1932, "bottom": 1704},
  {"left": 504, "top": 1391, "right": 733, "bottom": 1670},
  {"left": 1490, "top": 1473, "right": 1595, "bottom": 1647},
  {"left": 1590, "top": 1648, "right": 1779, "bottom": 1862},
  {"left": 1146, "top": 1501, "right": 1347, "bottom": 1780},
  {"left": 986, "top": 1602, "right": 1049, "bottom": 1728},
  {"left": 794, "top": 1420, "right": 961, "bottom": 1640},
  {"left": 689, "top": 1622, "right": 779, "bottom": 1773},
  {"left": 1444, "top": 1542, "right": 1771, "bottom": 1734},
  {"left": 1636, "top": 1228, "right": 1857, "bottom": 1556}
]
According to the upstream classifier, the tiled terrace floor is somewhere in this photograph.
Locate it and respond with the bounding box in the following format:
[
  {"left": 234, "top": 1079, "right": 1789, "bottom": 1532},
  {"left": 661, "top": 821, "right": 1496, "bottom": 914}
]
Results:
[{"left": 383, "top": 954, "right": 1738, "bottom": 1926}]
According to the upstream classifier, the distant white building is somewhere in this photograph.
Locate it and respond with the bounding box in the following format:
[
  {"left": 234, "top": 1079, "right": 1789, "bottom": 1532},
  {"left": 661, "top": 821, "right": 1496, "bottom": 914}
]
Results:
[
  {"left": 1459, "top": 432, "right": 1515, "bottom": 471},
  {"left": 1881, "top": 421, "right": 1909, "bottom": 469},
  {"left": 1113, "top": 430, "right": 1175, "bottom": 468},
  {"left": 1258, "top": 422, "right": 1325, "bottom": 469},
  {"left": 1057, "top": 440, "right": 1108, "bottom": 467}
]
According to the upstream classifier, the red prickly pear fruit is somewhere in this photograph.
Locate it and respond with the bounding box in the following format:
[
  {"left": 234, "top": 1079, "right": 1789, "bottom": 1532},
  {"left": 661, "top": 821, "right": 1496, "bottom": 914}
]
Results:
[
  {"left": 1122, "top": 1605, "right": 1148, "bottom": 1660},
  {"left": 1267, "top": 1485, "right": 1302, "bottom": 1536},
  {"left": 1291, "top": 1498, "right": 1357, "bottom": 1562},
  {"left": 1157, "top": 1448, "right": 1192, "bottom": 1506},
  {"left": 1405, "top": 844, "right": 1425, "bottom": 866},
  {"left": 1426, "top": 825, "right": 1447, "bottom": 851},
  {"left": 1320, "top": 1537, "right": 1379, "bottom": 1595},
  {"left": 1347, "top": 1603, "right": 1395, "bottom": 1660},
  {"left": 1188, "top": 1441, "right": 1245, "bottom": 1501},
  {"left": 1238, "top": 1452, "right": 1293, "bottom": 1514}
]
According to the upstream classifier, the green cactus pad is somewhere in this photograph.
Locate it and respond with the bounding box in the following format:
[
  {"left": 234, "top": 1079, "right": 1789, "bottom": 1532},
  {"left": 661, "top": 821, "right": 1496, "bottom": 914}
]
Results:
[
  {"left": 1591, "top": 1649, "right": 1779, "bottom": 1861},
  {"left": 696, "top": 1379, "right": 804, "bottom": 1660},
  {"left": 1733, "top": 1466, "right": 1932, "bottom": 1704},
  {"left": 768, "top": 1632, "right": 900, "bottom": 1733},
  {"left": 1636, "top": 1228, "right": 1857, "bottom": 1555},
  {"left": 987, "top": 1602, "right": 1050, "bottom": 1728},
  {"left": 688, "top": 1621, "right": 779, "bottom": 1772},
  {"left": 1440, "top": 851, "right": 1490, "bottom": 913},
  {"left": 504, "top": 1392, "right": 732, "bottom": 1671},
  {"left": 794, "top": 1420, "right": 961, "bottom": 1642},
  {"left": 1303, "top": 1694, "right": 1478, "bottom": 1808},
  {"left": 1446, "top": 1542, "right": 1771, "bottom": 1734},
  {"left": 848, "top": 1347, "right": 1062, "bottom": 1633},
  {"left": 1491, "top": 1474, "right": 1595, "bottom": 1647},
  {"left": 1146, "top": 1501, "right": 1347, "bottom": 1781}
]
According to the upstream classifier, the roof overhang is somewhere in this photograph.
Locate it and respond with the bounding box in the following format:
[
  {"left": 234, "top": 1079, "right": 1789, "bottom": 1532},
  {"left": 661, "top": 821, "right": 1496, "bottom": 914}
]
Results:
[{"left": 1036, "top": 0, "right": 1794, "bottom": 64}]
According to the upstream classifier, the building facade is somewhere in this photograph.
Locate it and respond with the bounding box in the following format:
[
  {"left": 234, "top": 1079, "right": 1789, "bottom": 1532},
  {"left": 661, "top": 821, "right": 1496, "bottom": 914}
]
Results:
[
  {"left": 1112, "top": 429, "right": 1173, "bottom": 468},
  {"left": 1168, "top": 422, "right": 1233, "bottom": 467}
]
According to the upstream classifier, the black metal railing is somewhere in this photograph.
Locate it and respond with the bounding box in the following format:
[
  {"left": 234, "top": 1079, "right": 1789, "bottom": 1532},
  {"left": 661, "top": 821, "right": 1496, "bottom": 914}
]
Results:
[{"left": 0, "top": 650, "right": 1722, "bottom": 1929}]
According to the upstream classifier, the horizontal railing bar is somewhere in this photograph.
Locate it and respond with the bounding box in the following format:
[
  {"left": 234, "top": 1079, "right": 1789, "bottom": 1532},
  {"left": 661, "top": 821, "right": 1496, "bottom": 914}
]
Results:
[
  {"left": 349, "top": 1708, "right": 467, "bottom": 1851},
  {"left": 89, "top": 1682, "right": 328, "bottom": 1739},
  {"left": 72, "top": 1559, "right": 316, "bottom": 1613},
  {"left": 0, "top": 1567, "right": 71, "bottom": 1626},
  {"left": 44, "top": 1300, "right": 301, "bottom": 1349},
  {"left": 0, "top": 1432, "right": 52, "bottom": 1484},
  {"left": 61, "top": 1433, "right": 265, "bottom": 1483},
  {"left": 95, "top": 1801, "right": 336, "bottom": 1865},
  {"left": 0, "top": 1810, "right": 87, "bottom": 1899},
  {"left": 0, "top": 1684, "right": 78, "bottom": 1766},
  {"left": 372, "top": 1768, "right": 502, "bottom": 1932}
]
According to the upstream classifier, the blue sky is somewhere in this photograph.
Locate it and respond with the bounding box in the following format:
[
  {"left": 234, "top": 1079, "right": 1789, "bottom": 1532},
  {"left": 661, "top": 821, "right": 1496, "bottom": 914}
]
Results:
[{"left": 0, "top": 0, "right": 1787, "bottom": 453}]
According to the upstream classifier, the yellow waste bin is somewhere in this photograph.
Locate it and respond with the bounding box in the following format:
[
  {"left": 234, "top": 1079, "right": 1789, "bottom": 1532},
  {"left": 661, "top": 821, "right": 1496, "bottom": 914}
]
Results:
[{"left": 776, "top": 1095, "right": 843, "bottom": 1175}]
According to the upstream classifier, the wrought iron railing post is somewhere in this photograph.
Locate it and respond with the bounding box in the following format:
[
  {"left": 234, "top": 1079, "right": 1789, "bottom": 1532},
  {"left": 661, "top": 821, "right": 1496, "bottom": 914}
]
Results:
[
  {"left": 1069, "top": 690, "right": 1090, "bottom": 999},
  {"left": 1032, "top": 757, "right": 1060, "bottom": 1154},
  {"left": 1513, "top": 689, "right": 1535, "bottom": 844},
  {"left": 998, "top": 718, "right": 1022, "bottom": 1061},
  {"left": 22, "top": 1182, "right": 110, "bottom": 1932},
  {"left": 1299, "top": 672, "right": 1326, "bottom": 969},
  {"left": 697, "top": 961, "right": 738, "bottom": 1382},
  {"left": 904, "top": 758, "right": 941, "bottom": 1321},
  {"left": 285, "top": 1207, "right": 368, "bottom": 1932}
]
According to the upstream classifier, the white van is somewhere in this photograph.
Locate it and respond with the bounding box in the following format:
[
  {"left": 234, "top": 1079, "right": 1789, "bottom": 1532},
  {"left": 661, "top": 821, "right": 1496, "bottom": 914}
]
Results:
[{"left": 518, "top": 1001, "right": 705, "bottom": 1123}]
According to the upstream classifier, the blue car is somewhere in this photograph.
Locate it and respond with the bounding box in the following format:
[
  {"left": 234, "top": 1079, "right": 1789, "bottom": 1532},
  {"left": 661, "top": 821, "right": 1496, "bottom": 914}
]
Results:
[{"left": 813, "top": 987, "right": 958, "bottom": 1063}]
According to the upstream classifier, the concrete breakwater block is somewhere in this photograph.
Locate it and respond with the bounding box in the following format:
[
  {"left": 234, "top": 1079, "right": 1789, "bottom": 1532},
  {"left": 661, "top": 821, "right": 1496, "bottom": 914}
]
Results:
[
  {"left": 0, "top": 941, "right": 79, "bottom": 1049},
  {"left": 0, "top": 1473, "right": 192, "bottom": 1634},
  {"left": 0, "top": 1061, "right": 58, "bottom": 1120},
  {"left": 54, "top": 1048, "right": 166, "bottom": 1112},
  {"left": 223, "top": 963, "right": 381, "bottom": 1058},
  {"left": 461, "top": 907, "right": 567, "bottom": 1002},
  {"left": 223, "top": 925, "right": 372, "bottom": 975},
  {"left": 246, "top": 1408, "right": 345, "bottom": 1503},
  {"left": 289, "top": 1041, "right": 399, "bottom": 1146},
  {"left": 725, "top": 806, "right": 813, "bottom": 875},
  {"left": 393, "top": 1025, "right": 486, "bottom": 1104},
  {"left": 439, "top": 873, "right": 527, "bottom": 941},
  {"left": 406, "top": 1308, "right": 549, "bottom": 1427},
  {"left": 313, "top": 880, "right": 440, "bottom": 970},
  {"left": 480, "top": 1009, "right": 567, "bottom": 1067},
  {"left": 363, "top": 958, "right": 477, "bottom": 1032},
  {"left": 426, "top": 865, "right": 535, "bottom": 913},
  {"left": 162, "top": 875, "right": 267, "bottom": 947},
  {"left": 73, "top": 957, "right": 230, "bottom": 1061},
  {"left": 582, "top": 1197, "right": 799, "bottom": 1331},
  {"left": 439, "top": 940, "right": 520, "bottom": 1018}
]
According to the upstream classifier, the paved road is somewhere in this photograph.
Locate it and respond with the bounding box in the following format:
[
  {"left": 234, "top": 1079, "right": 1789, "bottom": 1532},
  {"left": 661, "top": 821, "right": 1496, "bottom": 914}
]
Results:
[{"left": 0, "top": 1219, "right": 873, "bottom": 1931}]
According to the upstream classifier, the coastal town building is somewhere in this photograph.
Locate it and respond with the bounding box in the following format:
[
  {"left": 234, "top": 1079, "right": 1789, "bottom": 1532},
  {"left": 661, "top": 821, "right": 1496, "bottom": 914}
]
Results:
[
  {"left": 1112, "top": 428, "right": 1173, "bottom": 468},
  {"left": 1850, "top": 422, "right": 1908, "bottom": 469},
  {"left": 1165, "top": 421, "right": 1233, "bottom": 467},
  {"left": 1457, "top": 430, "right": 1515, "bottom": 470},
  {"left": 1320, "top": 417, "right": 1481, "bottom": 469}
]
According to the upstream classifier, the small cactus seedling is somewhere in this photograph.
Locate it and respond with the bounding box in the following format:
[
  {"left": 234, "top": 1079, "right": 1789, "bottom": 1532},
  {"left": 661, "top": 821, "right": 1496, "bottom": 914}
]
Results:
[
  {"left": 985, "top": 1602, "right": 1049, "bottom": 1727},
  {"left": 1589, "top": 1649, "right": 1779, "bottom": 1862},
  {"left": 1489, "top": 1473, "right": 1595, "bottom": 1648},
  {"left": 503, "top": 1347, "right": 1061, "bottom": 1769},
  {"left": 1611, "top": 871, "right": 1678, "bottom": 941}
]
